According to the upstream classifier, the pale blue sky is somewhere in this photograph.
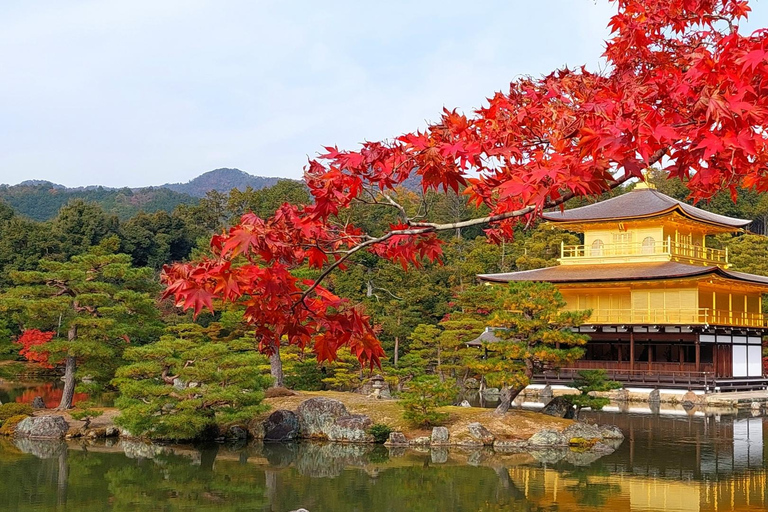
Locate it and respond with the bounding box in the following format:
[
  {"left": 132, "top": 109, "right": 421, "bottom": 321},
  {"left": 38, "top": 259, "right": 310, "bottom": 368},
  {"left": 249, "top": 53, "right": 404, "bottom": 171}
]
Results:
[{"left": 2, "top": 1, "right": 767, "bottom": 188}]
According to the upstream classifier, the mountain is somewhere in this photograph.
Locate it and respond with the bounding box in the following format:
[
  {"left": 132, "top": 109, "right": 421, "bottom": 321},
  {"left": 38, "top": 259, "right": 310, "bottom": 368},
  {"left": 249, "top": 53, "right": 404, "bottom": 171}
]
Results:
[
  {"left": 0, "top": 182, "right": 197, "bottom": 222},
  {"left": 161, "top": 168, "right": 282, "bottom": 198}
]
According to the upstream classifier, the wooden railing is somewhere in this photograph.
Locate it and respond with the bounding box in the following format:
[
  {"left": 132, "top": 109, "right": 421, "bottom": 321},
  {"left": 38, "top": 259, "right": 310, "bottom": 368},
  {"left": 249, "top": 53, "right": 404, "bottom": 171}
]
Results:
[
  {"left": 560, "top": 238, "right": 728, "bottom": 266},
  {"left": 536, "top": 367, "right": 716, "bottom": 388},
  {"left": 572, "top": 307, "right": 767, "bottom": 327}
]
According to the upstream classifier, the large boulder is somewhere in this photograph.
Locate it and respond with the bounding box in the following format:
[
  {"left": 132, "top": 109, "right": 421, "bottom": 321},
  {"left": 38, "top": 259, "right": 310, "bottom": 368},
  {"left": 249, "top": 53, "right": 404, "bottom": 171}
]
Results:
[
  {"left": 540, "top": 396, "right": 575, "bottom": 419},
  {"left": 563, "top": 422, "right": 603, "bottom": 441},
  {"left": 327, "top": 414, "right": 373, "bottom": 443},
  {"left": 263, "top": 410, "right": 300, "bottom": 443},
  {"left": 528, "top": 429, "right": 568, "bottom": 447},
  {"left": 296, "top": 398, "right": 374, "bottom": 442},
  {"left": 31, "top": 397, "right": 46, "bottom": 409},
  {"left": 431, "top": 426, "right": 450, "bottom": 445},
  {"left": 385, "top": 432, "right": 408, "bottom": 446},
  {"left": 467, "top": 423, "right": 495, "bottom": 445},
  {"left": 15, "top": 416, "right": 69, "bottom": 439},
  {"left": 599, "top": 424, "right": 625, "bottom": 440},
  {"left": 297, "top": 397, "right": 350, "bottom": 439}
]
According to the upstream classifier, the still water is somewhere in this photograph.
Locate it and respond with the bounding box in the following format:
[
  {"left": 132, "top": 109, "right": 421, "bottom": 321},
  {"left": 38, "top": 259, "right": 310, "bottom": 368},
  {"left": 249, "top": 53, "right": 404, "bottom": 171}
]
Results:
[{"left": 0, "top": 407, "right": 766, "bottom": 512}]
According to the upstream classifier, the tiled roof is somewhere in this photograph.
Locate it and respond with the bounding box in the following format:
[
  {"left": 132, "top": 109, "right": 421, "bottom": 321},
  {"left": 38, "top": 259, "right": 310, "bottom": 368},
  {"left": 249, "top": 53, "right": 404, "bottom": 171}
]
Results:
[
  {"left": 478, "top": 261, "right": 768, "bottom": 286},
  {"left": 542, "top": 188, "right": 751, "bottom": 228}
]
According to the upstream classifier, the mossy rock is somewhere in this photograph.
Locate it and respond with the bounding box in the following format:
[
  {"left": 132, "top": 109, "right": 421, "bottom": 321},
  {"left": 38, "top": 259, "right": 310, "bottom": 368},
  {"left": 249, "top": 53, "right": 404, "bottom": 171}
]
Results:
[
  {"left": 568, "top": 437, "right": 598, "bottom": 449},
  {"left": 0, "top": 415, "right": 29, "bottom": 436}
]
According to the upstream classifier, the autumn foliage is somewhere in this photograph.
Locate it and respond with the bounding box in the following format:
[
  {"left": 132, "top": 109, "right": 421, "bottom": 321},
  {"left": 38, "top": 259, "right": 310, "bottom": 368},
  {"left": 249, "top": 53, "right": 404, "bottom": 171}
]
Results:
[
  {"left": 15, "top": 329, "right": 54, "bottom": 368},
  {"left": 163, "top": 0, "right": 768, "bottom": 368}
]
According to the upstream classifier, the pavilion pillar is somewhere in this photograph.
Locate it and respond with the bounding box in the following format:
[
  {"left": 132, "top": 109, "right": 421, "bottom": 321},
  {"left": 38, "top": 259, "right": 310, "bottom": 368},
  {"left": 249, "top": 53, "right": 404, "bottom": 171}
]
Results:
[
  {"left": 695, "top": 340, "right": 701, "bottom": 372},
  {"left": 630, "top": 330, "right": 635, "bottom": 372}
]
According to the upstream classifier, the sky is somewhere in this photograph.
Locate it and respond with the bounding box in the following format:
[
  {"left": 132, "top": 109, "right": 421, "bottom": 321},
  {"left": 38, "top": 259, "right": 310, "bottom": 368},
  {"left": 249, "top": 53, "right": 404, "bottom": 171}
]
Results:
[{"left": 2, "top": 1, "right": 768, "bottom": 188}]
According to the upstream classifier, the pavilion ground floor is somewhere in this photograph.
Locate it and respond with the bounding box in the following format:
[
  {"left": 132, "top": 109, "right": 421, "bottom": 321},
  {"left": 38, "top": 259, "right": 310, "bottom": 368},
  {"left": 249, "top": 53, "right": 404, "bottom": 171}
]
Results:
[{"left": 534, "top": 325, "right": 768, "bottom": 391}]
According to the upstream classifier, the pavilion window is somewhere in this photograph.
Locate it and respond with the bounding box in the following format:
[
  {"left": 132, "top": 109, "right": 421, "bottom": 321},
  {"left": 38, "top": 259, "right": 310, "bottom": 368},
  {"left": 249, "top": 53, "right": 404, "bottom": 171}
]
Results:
[
  {"left": 700, "top": 345, "right": 714, "bottom": 364},
  {"left": 590, "top": 239, "right": 604, "bottom": 256},
  {"left": 641, "top": 236, "right": 656, "bottom": 254}
]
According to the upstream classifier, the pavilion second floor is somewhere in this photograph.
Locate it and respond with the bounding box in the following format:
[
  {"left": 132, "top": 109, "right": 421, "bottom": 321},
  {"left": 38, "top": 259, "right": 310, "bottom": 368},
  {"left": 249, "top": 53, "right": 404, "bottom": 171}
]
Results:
[{"left": 560, "top": 286, "right": 766, "bottom": 328}]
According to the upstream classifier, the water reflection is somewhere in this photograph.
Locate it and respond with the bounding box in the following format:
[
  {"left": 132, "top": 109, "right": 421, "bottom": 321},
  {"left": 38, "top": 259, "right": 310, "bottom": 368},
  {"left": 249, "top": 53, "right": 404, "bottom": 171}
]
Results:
[{"left": 0, "top": 410, "right": 766, "bottom": 511}]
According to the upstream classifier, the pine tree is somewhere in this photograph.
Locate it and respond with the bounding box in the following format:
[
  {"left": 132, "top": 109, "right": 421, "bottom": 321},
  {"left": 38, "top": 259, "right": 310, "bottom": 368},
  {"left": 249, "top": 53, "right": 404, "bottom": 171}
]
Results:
[
  {"left": 482, "top": 282, "right": 590, "bottom": 414},
  {"left": 0, "top": 237, "right": 162, "bottom": 409}
]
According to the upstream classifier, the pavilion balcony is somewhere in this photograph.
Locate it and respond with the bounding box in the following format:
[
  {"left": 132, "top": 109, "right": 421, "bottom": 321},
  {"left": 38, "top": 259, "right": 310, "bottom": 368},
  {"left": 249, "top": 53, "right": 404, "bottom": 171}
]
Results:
[
  {"left": 576, "top": 307, "right": 767, "bottom": 328},
  {"left": 560, "top": 239, "right": 728, "bottom": 267}
]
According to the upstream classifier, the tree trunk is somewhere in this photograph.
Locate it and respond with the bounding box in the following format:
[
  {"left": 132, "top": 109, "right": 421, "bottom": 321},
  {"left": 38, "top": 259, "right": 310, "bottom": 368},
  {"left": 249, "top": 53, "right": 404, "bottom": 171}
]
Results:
[
  {"left": 493, "top": 385, "right": 524, "bottom": 415},
  {"left": 57, "top": 324, "right": 78, "bottom": 410},
  {"left": 394, "top": 336, "right": 399, "bottom": 367},
  {"left": 270, "top": 345, "right": 284, "bottom": 387},
  {"left": 57, "top": 356, "right": 77, "bottom": 410}
]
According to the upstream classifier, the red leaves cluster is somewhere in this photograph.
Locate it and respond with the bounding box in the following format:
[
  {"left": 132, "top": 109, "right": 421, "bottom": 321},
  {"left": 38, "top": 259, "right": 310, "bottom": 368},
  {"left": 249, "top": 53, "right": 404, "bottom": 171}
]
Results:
[
  {"left": 15, "top": 329, "right": 55, "bottom": 368},
  {"left": 163, "top": 0, "right": 768, "bottom": 370}
]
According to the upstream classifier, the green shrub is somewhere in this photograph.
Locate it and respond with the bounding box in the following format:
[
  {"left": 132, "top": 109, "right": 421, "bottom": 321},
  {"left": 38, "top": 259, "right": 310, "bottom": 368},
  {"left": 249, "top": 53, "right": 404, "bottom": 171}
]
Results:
[
  {"left": 0, "top": 403, "right": 33, "bottom": 422},
  {"left": 0, "top": 415, "right": 28, "bottom": 436},
  {"left": 400, "top": 375, "right": 457, "bottom": 428},
  {"left": 70, "top": 402, "right": 104, "bottom": 428},
  {"left": 367, "top": 423, "right": 393, "bottom": 444}
]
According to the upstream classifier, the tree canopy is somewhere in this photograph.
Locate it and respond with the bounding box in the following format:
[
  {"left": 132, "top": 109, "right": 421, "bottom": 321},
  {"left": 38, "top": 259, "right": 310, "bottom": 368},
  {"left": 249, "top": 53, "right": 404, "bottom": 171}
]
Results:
[{"left": 163, "top": 0, "right": 768, "bottom": 368}]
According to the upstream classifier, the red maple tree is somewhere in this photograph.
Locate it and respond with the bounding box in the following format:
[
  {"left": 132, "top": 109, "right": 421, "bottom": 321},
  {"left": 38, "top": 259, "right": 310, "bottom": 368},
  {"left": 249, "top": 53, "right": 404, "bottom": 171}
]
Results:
[
  {"left": 15, "top": 329, "right": 55, "bottom": 369},
  {"left": 163, "top": 0, "right": 768, "bottom": 368}
]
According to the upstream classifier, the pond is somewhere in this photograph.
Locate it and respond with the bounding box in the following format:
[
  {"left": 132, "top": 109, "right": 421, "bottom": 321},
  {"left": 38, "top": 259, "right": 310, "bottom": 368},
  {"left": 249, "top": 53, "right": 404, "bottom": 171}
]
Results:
[{"left": 0, "top": 407, "right": 766, "bottom": 511}]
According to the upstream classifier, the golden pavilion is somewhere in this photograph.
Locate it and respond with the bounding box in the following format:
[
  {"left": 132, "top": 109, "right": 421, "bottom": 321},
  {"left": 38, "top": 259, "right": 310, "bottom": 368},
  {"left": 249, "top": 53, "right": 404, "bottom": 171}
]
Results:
[{"left": 478, "top": 184, "right": 768, "bottom": 391}]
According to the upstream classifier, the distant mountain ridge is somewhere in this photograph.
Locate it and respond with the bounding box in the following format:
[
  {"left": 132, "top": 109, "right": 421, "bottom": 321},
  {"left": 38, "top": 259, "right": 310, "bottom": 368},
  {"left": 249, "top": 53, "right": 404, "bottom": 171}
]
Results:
[
  {"left": 161, "top": 168, "right": 282, "bottom": 198},
  {"left": 0, "top": 168, "right": 289, "bottom": 221}
]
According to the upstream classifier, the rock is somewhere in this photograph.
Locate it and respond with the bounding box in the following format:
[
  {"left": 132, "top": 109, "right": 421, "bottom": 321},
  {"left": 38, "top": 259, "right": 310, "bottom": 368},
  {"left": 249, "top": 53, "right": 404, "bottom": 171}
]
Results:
[
  {"left": 431, "top": 426, "right": 450, "bottom": 445},
  {"left": 493, "top": 440, "right": 529, "bottom": 453},
  {"left": 430, "top": 447, "right": 449, "bottom": 464},
  {"left": 681, "top": 391, "right": 697, "bottom": 409},
  {"left": 385, "top": 432, "right": 408, "bottom": 446},
  {"left": 598, "top": 424, "right": 625, "bottom": 440},
  {"left": 85, "top": 428, "right": 107, "bottom": 439},
  {"left": 467, "top": 422, "right": 495, "bottom": 445},
  {"left": 540, "top": 385, "right": 553, "bottom": 401},
  {"left": 263, "top": 410, "right": 300, "bottom": 443},
  {"left": 452, "top": 437, "right": 483, "bottom": 448},
  {"left": 227, "top": 425, "right": 248, "bottom": 440},
  {"left": 118, "top": 427, "right": 135, "bottom": 439},
  {"left": 648, "top": 388, "right": 661, "bottom": 403},
  {"left": 105, "top": 426, "right": 119, "bottom": 437},
  {"left": 289, "top": 509, "right": 310, "bottom": 512},
  {"left": 327, "top": 414, "right": 374, "bottom": 443},
  {"left": 613, "top": 388, "right": 629, "bottom": 402},
  {"left": 540, "top": 396, "right": 575, "bottom": 419},
  {"left": 482, "top": 387, "right": 500, "bottom": 399},
  {"left": 172, "top": 378, "right": 186, "bottom": 390},
  {"left": 463, "top": 377, "right": 480, "bottom": 389},
  {"left": 296, "top": 397, "right": 350, "bottom": 439},
  {"left": 31, "top": 397, "right": 45, "bottom": 409},
  {"left": 388, "top": 446, "right": 407, "bottom": 457},
  {"left": 458, "top": 400, "right": 471, "bottom": 407},
  {"left": 410, "top": 436, "right": 431, "bottom": 446},
  {"left": 563, "top": 423, "right": 603, "bottom": 441},
  {"left": 528, "top": 429, "right": 568, "bottom": 447},
  {"left": 751, "top": 401, "right": 762, "bottom": 410},
  {"left": 15, "top": 416, "right": 69, "bottom": 439}
]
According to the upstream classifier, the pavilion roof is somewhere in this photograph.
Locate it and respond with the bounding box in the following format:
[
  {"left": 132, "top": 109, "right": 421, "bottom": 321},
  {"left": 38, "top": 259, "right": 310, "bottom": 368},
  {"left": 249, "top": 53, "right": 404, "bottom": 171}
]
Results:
[
  {"left": 478, "top": 261, "right": 768, "bottom": 286},
  {"left": 466, "top": 327, "right": 504, "bottom": 347},
  {"left": 542, "top": 187, "right": 751, "bottom": 229}
]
